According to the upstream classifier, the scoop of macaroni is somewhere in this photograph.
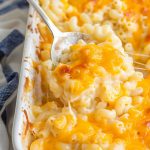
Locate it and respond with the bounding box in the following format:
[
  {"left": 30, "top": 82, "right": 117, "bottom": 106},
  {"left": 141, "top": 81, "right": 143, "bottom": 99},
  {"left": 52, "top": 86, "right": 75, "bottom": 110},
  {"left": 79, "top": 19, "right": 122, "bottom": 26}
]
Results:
[{"left": 29, "top": 0, "right": 150, "bottom": 149}]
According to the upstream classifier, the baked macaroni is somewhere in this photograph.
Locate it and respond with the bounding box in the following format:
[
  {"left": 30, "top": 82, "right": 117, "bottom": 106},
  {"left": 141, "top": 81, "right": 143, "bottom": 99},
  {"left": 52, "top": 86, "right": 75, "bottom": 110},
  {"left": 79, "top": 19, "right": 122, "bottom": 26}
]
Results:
[{"left": 29, "top": 0, "right": 150, "bottom": 149}]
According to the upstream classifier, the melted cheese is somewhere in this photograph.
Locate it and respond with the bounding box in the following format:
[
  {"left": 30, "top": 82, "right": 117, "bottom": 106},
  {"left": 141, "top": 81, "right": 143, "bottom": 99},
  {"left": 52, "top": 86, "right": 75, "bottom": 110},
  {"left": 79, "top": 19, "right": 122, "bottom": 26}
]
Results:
[{"left": 54, "top": 43, "right": 124, "bottom": 95}]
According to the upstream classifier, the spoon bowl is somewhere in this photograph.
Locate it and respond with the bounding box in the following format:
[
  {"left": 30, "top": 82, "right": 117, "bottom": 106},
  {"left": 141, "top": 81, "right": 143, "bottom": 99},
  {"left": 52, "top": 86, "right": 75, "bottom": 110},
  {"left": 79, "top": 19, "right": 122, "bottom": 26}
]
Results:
[{"left": 51, "top": 32, "right": 92, "bottom": 64}]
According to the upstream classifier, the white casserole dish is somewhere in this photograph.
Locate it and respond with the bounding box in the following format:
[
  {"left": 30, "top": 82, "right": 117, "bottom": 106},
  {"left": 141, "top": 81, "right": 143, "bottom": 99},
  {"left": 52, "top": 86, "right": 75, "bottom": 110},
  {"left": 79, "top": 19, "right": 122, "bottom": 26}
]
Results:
[{"left": 12, "top": 3, "right": 41, "bottom": 150}]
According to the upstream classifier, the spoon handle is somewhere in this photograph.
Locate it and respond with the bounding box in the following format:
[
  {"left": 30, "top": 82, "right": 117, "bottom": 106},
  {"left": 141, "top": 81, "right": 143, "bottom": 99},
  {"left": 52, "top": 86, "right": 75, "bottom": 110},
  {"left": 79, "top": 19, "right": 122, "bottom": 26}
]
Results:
[{"left": 27, "top": 0, "right": 61, "bottom": 37}]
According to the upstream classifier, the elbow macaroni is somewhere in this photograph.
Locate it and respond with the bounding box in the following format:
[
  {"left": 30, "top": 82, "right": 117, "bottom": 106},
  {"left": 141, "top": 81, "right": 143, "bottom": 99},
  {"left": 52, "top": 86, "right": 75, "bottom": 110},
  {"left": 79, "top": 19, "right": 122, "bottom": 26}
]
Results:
[{"left": 30, "top": 0, "right": 150, "bottom": 149}]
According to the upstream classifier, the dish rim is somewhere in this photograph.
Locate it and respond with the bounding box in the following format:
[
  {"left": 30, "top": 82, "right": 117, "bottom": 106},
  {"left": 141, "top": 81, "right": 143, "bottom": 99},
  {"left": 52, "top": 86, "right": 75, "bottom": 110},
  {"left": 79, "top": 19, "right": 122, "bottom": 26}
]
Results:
[{"left": 12, "top": 4, "right": 40, "bottom": 150}]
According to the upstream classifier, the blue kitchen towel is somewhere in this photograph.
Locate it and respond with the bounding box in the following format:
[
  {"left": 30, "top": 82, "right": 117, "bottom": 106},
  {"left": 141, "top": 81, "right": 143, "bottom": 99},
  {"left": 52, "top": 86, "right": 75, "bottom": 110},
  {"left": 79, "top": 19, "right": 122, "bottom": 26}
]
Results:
[
  {"left": 0, "top": 0, "right": 28, "bottom": 149},
  {"left": 0, "top": 30, "right": 24, "bottom": 110}
]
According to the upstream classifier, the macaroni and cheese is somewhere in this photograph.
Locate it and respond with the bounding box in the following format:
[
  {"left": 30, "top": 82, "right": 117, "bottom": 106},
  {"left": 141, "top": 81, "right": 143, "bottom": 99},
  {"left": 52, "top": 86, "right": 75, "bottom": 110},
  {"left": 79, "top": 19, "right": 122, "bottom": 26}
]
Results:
[{"left": 29, "top": 0, "right": 150, "bottom": 149}]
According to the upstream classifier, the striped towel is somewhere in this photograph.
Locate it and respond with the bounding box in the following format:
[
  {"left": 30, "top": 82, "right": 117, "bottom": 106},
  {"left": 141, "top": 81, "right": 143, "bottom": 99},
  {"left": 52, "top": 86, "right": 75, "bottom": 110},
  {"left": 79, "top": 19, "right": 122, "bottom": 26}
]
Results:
[{"left": 0, "top": 0, "right": 28, "bottom": 149}]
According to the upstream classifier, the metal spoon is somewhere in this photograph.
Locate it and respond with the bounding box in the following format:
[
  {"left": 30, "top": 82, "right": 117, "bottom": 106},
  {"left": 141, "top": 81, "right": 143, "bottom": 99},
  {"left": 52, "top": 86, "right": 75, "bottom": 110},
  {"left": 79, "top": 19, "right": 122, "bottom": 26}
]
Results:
[{"left": 27, "top": 0, "right": 91, "bottom": 65}]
